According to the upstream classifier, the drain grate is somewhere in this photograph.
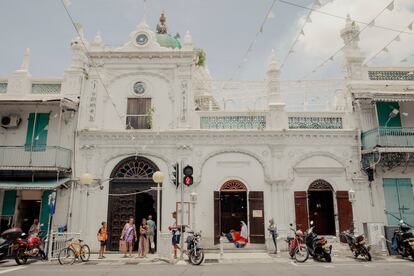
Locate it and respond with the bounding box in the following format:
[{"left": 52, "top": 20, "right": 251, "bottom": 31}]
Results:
[{"left": 204, "top": 259, "right": 219, "bottom": 263}]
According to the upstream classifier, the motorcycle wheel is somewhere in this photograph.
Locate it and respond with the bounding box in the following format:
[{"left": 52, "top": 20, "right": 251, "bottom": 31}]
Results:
[
  {"left": 39, "top": 250, "right": 47, "bottom": 261},
  {"left": 361, "top": 247, "right": 372, "bottom": 261},
  {"left": 58, "top": 247, "right": 76, "bottom": 265},
  {"left": 80, "top": 245, "right": 90, "bottom": 262},
  {"left": 14, "top": 248, "right": 28, "bottom": 265},
  {"left": 189, "top": 250, "right": 204, "bottom": 265},
  {"left": 294, "top": 245, "right": 309, "bottom": 263},
  {"left": 324, "top": 253, "right": 332, "bottom": 263}
]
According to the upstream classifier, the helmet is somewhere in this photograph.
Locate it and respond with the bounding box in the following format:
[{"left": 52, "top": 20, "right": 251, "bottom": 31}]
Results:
[{"left": 295, "top": 230, "right": 303, "bottom": 236}]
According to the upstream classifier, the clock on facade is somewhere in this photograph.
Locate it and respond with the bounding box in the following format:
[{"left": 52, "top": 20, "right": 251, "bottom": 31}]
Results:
[
  {"left": 136, "top": 33, "right": 149, "bottom": 45},
  {"left": 133, "top": 82, "right": 146, "bottom": 94}
]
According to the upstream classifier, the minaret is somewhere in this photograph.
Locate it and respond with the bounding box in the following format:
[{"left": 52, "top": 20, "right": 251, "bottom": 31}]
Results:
[
  {"left": 266, "top": 49, "right": 287, "bottom": 129},
  {"left": 340, "top": 14, "right": 365, "bottom": 80},
  {"left": 7, "top": 48, "right": 32, "bottom": 94}
]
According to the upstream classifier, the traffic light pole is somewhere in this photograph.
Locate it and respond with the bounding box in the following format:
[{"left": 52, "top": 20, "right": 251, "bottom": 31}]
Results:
[{"left": 179, "top": 159, "right": 184, "bottom": 261}]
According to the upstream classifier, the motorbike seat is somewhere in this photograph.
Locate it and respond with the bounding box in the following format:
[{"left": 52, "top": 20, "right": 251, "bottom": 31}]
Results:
[{"left": 286, "top": 237, "right": 294, "bottom": 242}]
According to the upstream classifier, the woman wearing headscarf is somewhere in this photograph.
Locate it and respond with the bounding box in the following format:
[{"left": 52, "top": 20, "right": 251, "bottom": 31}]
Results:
[{"left": 268, "top": 218, "right": 278, "bottom": 254}]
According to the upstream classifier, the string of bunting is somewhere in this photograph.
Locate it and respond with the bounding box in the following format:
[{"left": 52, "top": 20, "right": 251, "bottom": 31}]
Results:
[
  {"left": 298, "top": 0, "right": 397, "bottom": 80},
  {"left": 364, "top": 19, "right": 414, "bottom": 65},
  {"left": 280, "top": 0, "right": 332, "bottom": 69}
]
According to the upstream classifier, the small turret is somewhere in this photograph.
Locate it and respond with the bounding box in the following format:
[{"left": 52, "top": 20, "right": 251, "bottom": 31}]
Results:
[
  {"left": 340, "top": 14, "right": 365, "bottom": 79},
  {"left": 266, "top": 49, "right": 282, "bottom": 105},
  {"left": 182, "top": 31, "right": 193, "bottom": 50},
  {"left": 90, "top": 31, "right": 103, "bottom": 51}
]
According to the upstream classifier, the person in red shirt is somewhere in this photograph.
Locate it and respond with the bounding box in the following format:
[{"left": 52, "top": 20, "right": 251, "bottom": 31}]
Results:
[{"left": 97, "top": 222, "right": 107, "bottom": 259}]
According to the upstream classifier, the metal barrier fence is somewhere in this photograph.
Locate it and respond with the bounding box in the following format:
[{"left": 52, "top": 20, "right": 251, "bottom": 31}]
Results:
[{"left": 47, "top": 232, "right": 81, "bottom": 260}]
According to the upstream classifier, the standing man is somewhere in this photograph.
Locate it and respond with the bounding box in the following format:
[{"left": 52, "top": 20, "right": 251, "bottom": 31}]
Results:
[
  {"left": 268, "top": 218, "right": 278, "bottom": 254},
  {"left": 28, "top": 219, "right": 41, "bottom": 236},
  {"left": 168, "top": 211, "right": 181, "bottom": 259},
  {"left": 147, "top": 215, "right": 156, "bottom": 253},
  {"left": 97, "top": 222, "right": 107, "bottom": 259}
]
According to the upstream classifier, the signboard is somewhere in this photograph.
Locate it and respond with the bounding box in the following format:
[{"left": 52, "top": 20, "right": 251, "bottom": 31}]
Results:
[
  {"left": 252, "top": 210, "right": 263, "bottom": 218},
  {"left": 176, "top": 202, "right": 190, "bottom": 227},
  {"left": 48, "top": 191, "right": 57, "bottom": 215}
]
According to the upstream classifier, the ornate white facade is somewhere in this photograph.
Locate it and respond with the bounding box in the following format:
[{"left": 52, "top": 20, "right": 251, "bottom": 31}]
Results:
[{"left": 0, "top": 14, "right": 413, "bottom": 253}]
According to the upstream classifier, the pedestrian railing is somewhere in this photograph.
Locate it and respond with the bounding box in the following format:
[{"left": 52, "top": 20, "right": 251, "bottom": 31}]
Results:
[{"left": 47, "top": 231, "right": 81, "bottom": 260}]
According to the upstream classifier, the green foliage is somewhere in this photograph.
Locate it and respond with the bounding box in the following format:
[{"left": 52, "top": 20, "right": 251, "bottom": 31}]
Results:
[
  {"left": 146, "top": 106, "right": 155, "bottom": 129},
  {"left": 195, "top": 48, "right": 206, "bottom": 67}
]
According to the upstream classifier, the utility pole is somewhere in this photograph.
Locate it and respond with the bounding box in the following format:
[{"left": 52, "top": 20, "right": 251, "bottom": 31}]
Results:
[{"left": 179, "top": 159, "right": 184, "bottom": 261}]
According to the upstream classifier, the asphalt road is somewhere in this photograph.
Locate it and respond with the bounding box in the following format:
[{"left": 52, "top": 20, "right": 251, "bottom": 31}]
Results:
[{"left": 0, "top": 257, "right": 413, "bottom": 276}]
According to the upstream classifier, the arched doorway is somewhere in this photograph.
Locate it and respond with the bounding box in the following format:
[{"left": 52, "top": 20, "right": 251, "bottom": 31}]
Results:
[
  {"left": 220, "top": 180, "right": 248, "bottom": 234},
  {"left": 307, "top": 180, "right": 335, "bottom": 235},
  {"left": 107, "top": 156, "right": 160, "bottom": 251}
]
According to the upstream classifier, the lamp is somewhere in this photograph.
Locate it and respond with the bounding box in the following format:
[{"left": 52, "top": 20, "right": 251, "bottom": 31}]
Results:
[
  {"left": 152, "top": 171, "right": 164, "bottom": 237},
  {"left": 79, "top": 173, "right": 94, "bottom": 186},
  {"left": 152, "top": 171, "right": 165, "bottom": 184}
]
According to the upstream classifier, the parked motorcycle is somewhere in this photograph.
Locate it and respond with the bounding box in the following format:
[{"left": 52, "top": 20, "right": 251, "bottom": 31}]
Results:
[
  {"left": 341, "top": 230, "right": 371, "bottom": 261},
  {"left": 0, "top": 237, "right": 10, "bottom": 260},
  {"left": 1, "top": 227, "right": 47, "bottom": 265},
  {"left": 185, "top": 230, "right": 204, "bottom": 265},
  {"left": 305, "top": 221, "right": 332, "bottom": 262},
  {"left": 392, "top": 220, "right": 414, "bottom": 260},
  {"left": 286, "top": 224, "right": 309, "bottom": 263}
]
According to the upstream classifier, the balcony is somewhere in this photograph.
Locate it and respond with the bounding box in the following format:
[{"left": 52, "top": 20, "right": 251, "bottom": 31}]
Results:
[
  {"left": 362, "top": 127, "right": 414, "bottom": 150},
  {"left": 199, "top": 111, "right": 266, "bottom": 129},
  {"left": 0, "top": 146, "right": 71, "bottom": 170}
]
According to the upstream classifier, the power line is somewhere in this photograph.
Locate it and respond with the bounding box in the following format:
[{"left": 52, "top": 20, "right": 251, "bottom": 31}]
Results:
[
  {"left": 60, "top": 0, "right": 125, "bottom": 126},
  {"left": 299, "top": 0, "right": 396, "bottom": 80}
]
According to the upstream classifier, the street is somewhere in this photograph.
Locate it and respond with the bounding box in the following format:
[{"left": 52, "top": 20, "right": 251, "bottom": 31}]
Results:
[{"left": 0, "top": 256, "right": 414, "bottom": 276}]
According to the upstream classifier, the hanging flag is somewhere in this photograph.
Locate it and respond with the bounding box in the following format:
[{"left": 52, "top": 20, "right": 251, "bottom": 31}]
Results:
[
  {"left": 329, "top": 56, "right": 334, "bottom": 61},
  {"left": 267, "top": 10, "right": 275, "bottom": 19},
  {"left": 394, "top": 35, "right": 401, "bottom": 42},
  {"left": 306, "top": 16, "right": 312, "bottom": 23},
  {"left": 289, "top": 49, "right": 294, "bottom": 54},
  {"left": 400, "top": 58, "right": 407, "bottom": 62},
  {"left": 382, "top": 47, "right": 389, "bottom": 53},
  {"left": 386, "top": 1, "right": 394, "bottom": 11},
  {"left": 259, "top": 26, "right": 264, "bottom": 33},
  {"left": 408, "top": 22, "right": 413, "bottom": 31},
  {"left": 300, "top": 29, "right": 305, "bottom": 36},
  {"left": 314, "top": 0, "right": 322, "bottom": 8},
  {"left": 63, "top": 0, "right": 72, "bottom": 7}
]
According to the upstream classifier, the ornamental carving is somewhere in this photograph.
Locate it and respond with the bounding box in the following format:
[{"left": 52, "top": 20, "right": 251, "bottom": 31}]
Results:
[
  {"left": 220, "top": 180, "right": 247, "bottom": 192},
  {"left": 111, "top": 156, "right": 158, "bottom": 179},
  {"left": 308, "top": 179, "right": 333, "bottom": 191}
]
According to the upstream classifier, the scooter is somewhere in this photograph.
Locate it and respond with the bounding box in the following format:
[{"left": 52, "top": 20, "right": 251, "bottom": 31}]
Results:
[
  {"left": 1, "top": 227, "right": 47, "bottom": 265},
  {"left": 341, "top": 230, "right": 371, "bottom": 261},
  {"left": 285, "top": 224, "right": 309, "bottom": 263},
  {"left": 392, "top": 219, "right": 414, "bottom": 260},
  {"left": 304, "top": 221, "right": 332, "bottom": 262},
  {"left": 185, "top": 230, "right": 204, "bottom": 265}
]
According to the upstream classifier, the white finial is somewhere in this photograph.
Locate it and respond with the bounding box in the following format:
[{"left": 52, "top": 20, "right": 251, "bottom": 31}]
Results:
[
  {"left": 183, "top": 30, "right": 194, "bottom": 50},
  {"left": 94, "top": 31, "right": 102, "bottom": 44},
  {"left": 268, "top": 49, "right": 279, "bottom": 71},
  {"left": 20, "top": 48, "right": 30, "bottom": 71},
  {"left": 346, "top": 13, "right": 351, "bottom": 22}
]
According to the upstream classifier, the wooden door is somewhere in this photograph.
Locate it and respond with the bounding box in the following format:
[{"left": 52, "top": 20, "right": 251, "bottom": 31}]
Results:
[
  {"left": 248, "top": 191, "right": 265, "bottom": 244},
  {"left": 294, "top": 191, "right": 309, "bottom": 231},
  {"left": 336, "top": 191, "right": 353, "bottom": 239},
  {"left": 107, "top": 192, "right": 136, "bottom": 251},
  {"left": 214, "top": 191, "right": 220, "bottom": 244}
]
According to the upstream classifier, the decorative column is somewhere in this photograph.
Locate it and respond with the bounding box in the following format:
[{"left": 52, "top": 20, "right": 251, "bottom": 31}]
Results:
[{"left": 266, "top": 49, "right": 287, "bottom": 130}]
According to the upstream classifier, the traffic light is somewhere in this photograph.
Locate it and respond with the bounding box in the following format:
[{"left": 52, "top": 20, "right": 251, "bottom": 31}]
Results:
[
  {"left": 183, "top": 165, "right": 193, "bottom": 186},
  {"left": 172, "top": 163, "right": 179, "bottom": 188}
]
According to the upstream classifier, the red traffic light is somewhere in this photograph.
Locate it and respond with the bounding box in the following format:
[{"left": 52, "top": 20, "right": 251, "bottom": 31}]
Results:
[{"left": 183, "top": 175, "right": 193, "bottom": 186}]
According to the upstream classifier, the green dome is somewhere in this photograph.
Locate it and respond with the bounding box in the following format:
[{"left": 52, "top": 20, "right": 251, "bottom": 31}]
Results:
[{"left": 156, "top": 34, "right": 182, "bottom": 49}]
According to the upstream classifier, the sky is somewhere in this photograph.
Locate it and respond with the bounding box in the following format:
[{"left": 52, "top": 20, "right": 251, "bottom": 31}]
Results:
[{"left": 0, "top": 0, "right": 413, "bottom": 81}]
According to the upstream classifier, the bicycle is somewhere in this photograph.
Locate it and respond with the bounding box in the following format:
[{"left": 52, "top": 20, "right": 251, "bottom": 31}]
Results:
[{"left": 58, "top": 238, "right": 90, "bottom": 265}]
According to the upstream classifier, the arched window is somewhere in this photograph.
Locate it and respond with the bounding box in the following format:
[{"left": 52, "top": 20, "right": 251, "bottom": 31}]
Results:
[
  {"left": 308, "top": 179, "right": 333, "bottom": 191},
  {"left": 220, "top": 180, "right": 247, "bottom": 192},
  {"left": 110, "top": 156, "right": 158, "bottom": 179}
]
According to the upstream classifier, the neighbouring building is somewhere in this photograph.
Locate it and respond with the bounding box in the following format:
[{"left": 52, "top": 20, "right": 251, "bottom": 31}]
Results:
[{"left": 0, "top": 13, "right": 412, "bottom": 253}]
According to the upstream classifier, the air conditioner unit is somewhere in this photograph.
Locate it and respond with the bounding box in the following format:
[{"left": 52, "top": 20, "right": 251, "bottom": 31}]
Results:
[{"left": 1, "top": 115, "right": 22, "bottom": 129}]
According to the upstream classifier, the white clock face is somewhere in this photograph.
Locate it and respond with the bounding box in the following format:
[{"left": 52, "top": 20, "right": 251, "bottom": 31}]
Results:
[
  {"left": 133, "top": 82, "right": 146, "bottom": 94},
  {"left": 136, "top": 34, "right": 148, "bottom": 45}
]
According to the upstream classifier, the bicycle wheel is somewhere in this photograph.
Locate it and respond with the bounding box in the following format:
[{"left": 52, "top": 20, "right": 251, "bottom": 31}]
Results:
[
  {"left": 58, "top": 247, "right": 76, "bottom": 265},
  {"left": 80, "top": 244, "right": 90, "bottom": 262}
]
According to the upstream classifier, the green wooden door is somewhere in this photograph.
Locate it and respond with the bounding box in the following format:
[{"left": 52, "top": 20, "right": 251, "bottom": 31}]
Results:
[
  {"left": 25, "top": 113, "right": 49, "bottom": 151},
  {"left": 376, "top": 102, "right": 402, "bottom": 127},
  {"left": 39, "top": 191, "right": 52, "bottom": 236},
  {"left": 1, "top": 191, "right": 17, "bottom": 216},
  {"left": 383, "top": 178, "right": 414, "bottom": 226}
]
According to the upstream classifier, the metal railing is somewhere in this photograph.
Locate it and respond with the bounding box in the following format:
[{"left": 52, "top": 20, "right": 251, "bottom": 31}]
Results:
[
  {"left": 362, "top": 127, "right": 414, "bottom": 149},
  {"left": 0, "top": 146, "right": 72, "bottom": 169},
  {"left": 47, "top": 231, "right": 81, "bottom": 260}
]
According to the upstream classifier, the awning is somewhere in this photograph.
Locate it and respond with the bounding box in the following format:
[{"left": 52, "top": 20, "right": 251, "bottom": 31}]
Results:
[
  {"left": 0, "top": 95, "right": 78, "bottom": 110},
  {"left": 0, "top": 178, "right": 71, "bottom": 190}
]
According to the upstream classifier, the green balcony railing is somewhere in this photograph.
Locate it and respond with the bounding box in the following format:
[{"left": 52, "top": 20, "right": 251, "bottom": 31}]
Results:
[
  {"left": 0, "top": 146, "right": 71, "bottom": 169},
  {"left": 362, "top": 127, "right": 414, "bottom": 149}
]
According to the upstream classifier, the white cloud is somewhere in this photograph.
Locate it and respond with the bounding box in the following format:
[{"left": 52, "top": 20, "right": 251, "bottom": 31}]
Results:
[{"left": 282, "top": 0, "right": 414, "bottom": 79}]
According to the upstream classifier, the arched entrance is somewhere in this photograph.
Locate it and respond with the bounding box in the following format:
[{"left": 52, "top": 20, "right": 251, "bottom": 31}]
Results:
[
  {"left": 107, "top": 156, "right": 160, "bottom": 251},
  {"left": 307, "top": 180, "right": 335, "bottom": 235},
  {"left": 220, "top": 180, "right": 248, "bottom": 235}
]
